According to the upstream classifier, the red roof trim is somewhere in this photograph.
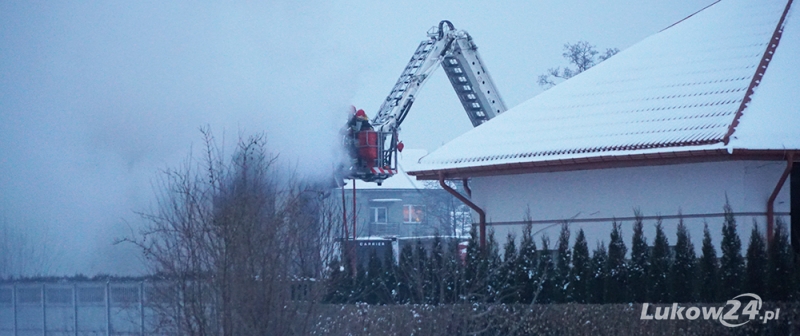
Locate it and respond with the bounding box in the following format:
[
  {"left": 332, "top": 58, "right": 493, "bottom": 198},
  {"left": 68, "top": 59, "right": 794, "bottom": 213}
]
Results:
[{"left": 724, "top": 0, "right": 794, "bottom": 145}]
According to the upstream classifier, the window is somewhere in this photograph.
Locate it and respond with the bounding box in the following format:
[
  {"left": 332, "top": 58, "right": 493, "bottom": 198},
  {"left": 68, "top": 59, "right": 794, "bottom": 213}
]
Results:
[
  {"left": 403, "top": 205, "right": 425, "bottom": 223},
  {"left": 371, "top": 207, "right": 387, "bottom": 224}
]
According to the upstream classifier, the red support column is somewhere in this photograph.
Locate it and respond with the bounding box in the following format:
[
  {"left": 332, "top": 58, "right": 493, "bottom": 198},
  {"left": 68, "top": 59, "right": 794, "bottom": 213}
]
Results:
[
  {"left": 767, "top": 152, "right": 794, "bottom": 245},
  {"left": 352, "top": 180, "right": 357, "bottom": 272}
]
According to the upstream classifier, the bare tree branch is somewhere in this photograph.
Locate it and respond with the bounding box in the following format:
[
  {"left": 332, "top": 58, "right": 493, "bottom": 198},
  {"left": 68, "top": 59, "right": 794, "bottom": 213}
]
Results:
[{"left": 538, "top": 41, "right": 619, "bottom": 89}]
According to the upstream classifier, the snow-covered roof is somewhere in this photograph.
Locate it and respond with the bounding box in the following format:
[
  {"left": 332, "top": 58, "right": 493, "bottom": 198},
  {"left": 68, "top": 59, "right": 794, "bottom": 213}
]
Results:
[
  {"left": 729, "top": 0, "right": 800, "bottom": 149},
  {"left": 410, "top": 0, "right": 797, "bottom": 178},
  {"left": 357, "top": 149, "right": 428, "bottom": 189}
]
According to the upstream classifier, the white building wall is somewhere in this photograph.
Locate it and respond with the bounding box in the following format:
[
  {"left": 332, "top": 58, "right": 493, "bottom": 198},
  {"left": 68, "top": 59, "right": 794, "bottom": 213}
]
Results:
[{"left": 469, "top": 160, "right": 791, "bottom": 254}]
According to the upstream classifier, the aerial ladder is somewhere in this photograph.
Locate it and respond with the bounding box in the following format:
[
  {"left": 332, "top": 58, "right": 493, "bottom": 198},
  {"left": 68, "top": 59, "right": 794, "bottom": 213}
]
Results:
[{"left": 340, "top": 20, "right": 507, "bottom": 185}]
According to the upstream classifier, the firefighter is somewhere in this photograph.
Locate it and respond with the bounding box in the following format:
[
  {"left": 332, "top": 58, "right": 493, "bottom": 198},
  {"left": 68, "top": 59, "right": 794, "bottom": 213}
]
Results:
[
  {"left": 343, "top": 107, "right": 372, "bottom": 171},
  {"left": 355, "top": 110, "right": 379, "bottom": 171},
  {"left": 349, "top": 109, "right": 373, "bottom": 132}
]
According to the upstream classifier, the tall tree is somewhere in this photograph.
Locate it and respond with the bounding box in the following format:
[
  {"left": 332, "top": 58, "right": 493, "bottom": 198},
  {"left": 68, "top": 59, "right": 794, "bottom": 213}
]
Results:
[
  {"left": 744, "top": 222, "right": 768, "bottom": 297},
  {"left": 397, "top": 243, "right": 414, "bottom": 304},
  {"left": 649, "top": 219, "right": 671, "bottom": 303},
  {"left": 515, "top": 222, "right": 539, "bottom": 304},
  {"left": 553, "top": 222, "right": 572, "bottom": 303},
  {"left": 671, "top": 218, "right": 697, "bottom": 303},
  {"left": 354, "top": 261, "right": 368, "bottom": 303},
  {"left": 499, "top": 232, "right": 519, "bottom": 303},
  {"left": 569, "top": 229, "right": 591, "bottom": 303},
  {"left": 365, "top": 249, "right": 384, "bottom": 304},
  {"left": 464, "top": 225, "right": 485, "bottom": 302},
  {"left": 442, "top": 238, "right": 464, "bottom": 303},
  {"left": 485, "top": 229, "right": 502, "bottom": 303},
  {"left": 767, "top": 219, "right": 793, "bottom": 301},
  {"left": 413, "top": 240, "right": 429, "bottom": 304},
  {"left": 428, "top": 234, "right": 445, "bottom": 304},
  {"left": 719, "top": 202, "right": 744, "bottom": 299},
  {"left": 589, "top": 242, "right": 608, "bottom": 304},
  {"left": 605, "top": 221, "right": 628, "bottom": 303},
  {"left": 537, "top": 235, "right": 555, "bottom": 303},
  {"left": 629, "top": 211, "right": 649, "bottom": 302},
  {"left": 698, "top": 222, "right": 719, "bottom": 302},
  {"left": 537, "top": 41, "right": 619, "bottom": 88},
  {"left": 381, "top": 242, "right": 398, "bottom": 304}
]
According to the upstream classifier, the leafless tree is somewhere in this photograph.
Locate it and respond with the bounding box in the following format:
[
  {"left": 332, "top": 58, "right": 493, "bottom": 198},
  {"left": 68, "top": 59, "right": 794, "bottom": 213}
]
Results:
[
  {"left": 422, "top": 180, "right": 472, "bottom": 237},
  {"left": 119, "top": 127, "right": 341, "bottom": 335},
  {"left": 0, "top": 218, "right": 55, "bottom": 278},
  {"left": 537, "top": 41, "right": 619, "bottom": 89}
]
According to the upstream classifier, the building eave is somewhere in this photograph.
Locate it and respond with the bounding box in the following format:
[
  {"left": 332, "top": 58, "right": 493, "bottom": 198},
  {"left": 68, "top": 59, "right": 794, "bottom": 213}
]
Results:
[{"left": 409, "top": 148, "right": 797, "bottom": 180}]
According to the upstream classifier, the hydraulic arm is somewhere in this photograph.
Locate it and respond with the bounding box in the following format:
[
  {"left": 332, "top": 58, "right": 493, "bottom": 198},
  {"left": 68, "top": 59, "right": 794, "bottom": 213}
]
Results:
[{"left": 340, "top": 20, "right": 507, "bottom": 185}]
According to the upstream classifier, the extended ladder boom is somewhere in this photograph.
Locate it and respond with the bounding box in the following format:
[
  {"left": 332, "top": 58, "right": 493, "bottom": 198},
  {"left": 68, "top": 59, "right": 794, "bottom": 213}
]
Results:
[
  {"left": 340, "top": 20, "right": 506, "bottom": 185},
  {"left": 373, "top": 20, "right": 507, "bottom": 132}
]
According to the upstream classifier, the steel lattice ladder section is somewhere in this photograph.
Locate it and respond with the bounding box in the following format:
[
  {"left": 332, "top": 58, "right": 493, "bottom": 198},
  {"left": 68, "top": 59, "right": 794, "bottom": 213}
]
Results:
[{"left": 376, "top": 39, "right": 436, "bottom": 118}]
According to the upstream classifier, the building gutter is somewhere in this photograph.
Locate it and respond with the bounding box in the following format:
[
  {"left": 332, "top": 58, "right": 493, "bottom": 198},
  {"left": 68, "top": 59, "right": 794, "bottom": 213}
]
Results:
[
  {"left": 439, "top": 172, "right": 486, "bottom": 250},
  {"left": 767, "top": 152, "right": 794, "bottom": 244}
]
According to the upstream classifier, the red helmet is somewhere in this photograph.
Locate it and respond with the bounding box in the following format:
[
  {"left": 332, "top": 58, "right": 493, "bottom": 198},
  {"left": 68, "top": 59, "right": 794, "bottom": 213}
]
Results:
[{"left": 355, "top": 109, "right": 368, "bottom": 119}]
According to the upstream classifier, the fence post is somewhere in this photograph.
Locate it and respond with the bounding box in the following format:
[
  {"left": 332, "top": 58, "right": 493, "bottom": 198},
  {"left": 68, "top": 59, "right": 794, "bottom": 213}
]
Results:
[
  {"left": 42, "top": 283, "right": 46, "bottom": 336},
  {"left": 105, "top": 282, "right": 111, "bottom": 336},
  {"left": 139, "top": 281, "right": 145, "bottom": 336},
  {"left": 13, "top": 283, "right": 17, "bottom": 336},
  {"left": 73, "top": 283, "right": 78, "bottom": 336},
  {"left": 177, "top": 286, "right": 182, "bottom": 336}
]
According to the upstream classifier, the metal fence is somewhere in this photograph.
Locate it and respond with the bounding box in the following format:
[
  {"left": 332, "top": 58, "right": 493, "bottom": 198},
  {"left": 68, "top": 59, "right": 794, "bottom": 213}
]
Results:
[{"left": 0, "top": 281, "right": 176, "bottom": 336}]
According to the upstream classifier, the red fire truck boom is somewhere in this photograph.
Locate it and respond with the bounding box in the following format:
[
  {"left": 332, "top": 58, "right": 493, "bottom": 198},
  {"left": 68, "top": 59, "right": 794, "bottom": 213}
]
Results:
[{"left": 340, "top": 20, "right": 507, "bottom": 185}]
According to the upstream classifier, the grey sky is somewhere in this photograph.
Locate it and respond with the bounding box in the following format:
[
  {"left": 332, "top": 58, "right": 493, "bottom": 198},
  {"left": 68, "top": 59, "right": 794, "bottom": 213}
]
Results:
[{"left": 0, "top": 0, "right": 715, "bottom": 276}]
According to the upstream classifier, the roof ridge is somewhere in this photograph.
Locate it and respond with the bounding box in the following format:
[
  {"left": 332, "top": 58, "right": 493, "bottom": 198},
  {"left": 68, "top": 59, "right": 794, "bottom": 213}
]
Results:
[
  {"left": 723, "top": 0, "right": 794, "bottom": 144},
  {"left": 659, "top": 0, "right": 722, "bottom": 33}
]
